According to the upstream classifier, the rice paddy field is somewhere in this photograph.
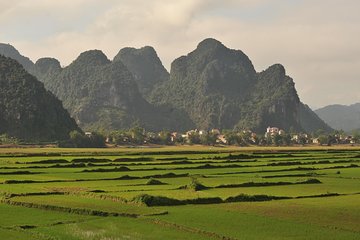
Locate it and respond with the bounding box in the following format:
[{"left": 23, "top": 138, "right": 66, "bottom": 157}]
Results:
[{"left": 0, "top": 146, "right": 359, "bottom": 239}]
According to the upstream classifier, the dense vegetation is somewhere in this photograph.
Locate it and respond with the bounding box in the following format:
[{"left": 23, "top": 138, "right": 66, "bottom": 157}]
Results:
[
  {"left": 0, "top": 55, "right": 79, "bottom": 141},
  {"left": 151, "top": 38, "right": 332, "bottom": 133},
  {"left": 33, "top": 50, "right": 193, "bottom": 132},
  {"left": 0, "top": 40, "right": 332, "bottom": 134},
  {"left": 298, "top": 103, "right": 333, "bottom": 133}
]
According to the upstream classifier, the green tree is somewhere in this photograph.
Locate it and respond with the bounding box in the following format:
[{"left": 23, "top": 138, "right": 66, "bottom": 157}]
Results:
[
  {"left": 223, "top": 130, "right": 244, "bottom": 145},
  {"left": 188, "top": 132, "right": 201, "bottom": 145},
  {"left": 200, "top": 132, "right": 217, "bottom": 146},
  {"left": 129, "top": 126, "right": 145, "bottom": 144},
  {"left": 273, "top": 134, "right": 282, "bottom": 146},
  {"left": 69, "top": 130, "right": 88, "bottom": 148},
  {"left": 281, "top": 134, "right": 292, "bottom": 146},
  {"left": 318, "top": 135, "right": 329, "bottom": 146},
  {"left": 352, "top": 130, "right": 360, "bottom": 144},
  {"left": 265, "top": 135, "right": 273, "bottom": 145},
  {"left": 298, "top": 135, "right": 307, "bottom": 145},
  {"left": 111, "top": 130, "right": 132, "bottom": 145},
  {"left": 314, "top": 129, "right": 325, "bottom": 138},
  {"left": 175, "top": 135, "right": 186, "bottom": 144},
  {"left": 158, "top": 131, "right": 172, "bottom": 145},
  {"left": 239, "top": 131, "right": 252, "bottom": 145},
  {"left": 88, "top": 132, "right": 106, "bottom": 148},
  {"left": 69, "top": 131, "right": 105, "bottom": 148}
]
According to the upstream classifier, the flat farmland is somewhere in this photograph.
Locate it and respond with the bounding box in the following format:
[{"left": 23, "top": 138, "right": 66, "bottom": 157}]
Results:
[{"left": 0, "top": 146, "right": 359, "bottom": 239}]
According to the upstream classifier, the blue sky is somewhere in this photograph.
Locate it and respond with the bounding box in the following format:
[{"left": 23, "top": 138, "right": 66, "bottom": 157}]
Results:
[{"left": 0, "top": 0, "right": 359, "bottom": 108}]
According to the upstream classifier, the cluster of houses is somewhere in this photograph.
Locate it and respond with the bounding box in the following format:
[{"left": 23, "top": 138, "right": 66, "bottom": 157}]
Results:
[
  {"left": 265, "top": 127, "right": 357, "bottom": 145},
  {"left": 312, "top": 134, "right": 356, "bottom": 145},
  {"left": 173, "top": 128, "right": 229, "bottom": 144},
  {"left": 168, "top": 127, "right": 298, "bottom": 145},
  {"left": 102, "top": 126, "right": 359, "bottom": 146},
  {"left": 168, "top": 126, "right": 358, "bottom": 145}
]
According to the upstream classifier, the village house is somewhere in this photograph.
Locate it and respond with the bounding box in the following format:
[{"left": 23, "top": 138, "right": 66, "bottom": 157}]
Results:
[
  {"left": 198, "top": 130, "right": 207, "bottom": 135},
  {"left": 265, "top": 127, "right": 282, "bottom": 137},
  {"left": 216, "top": 134, "right": 227, "bottom": 144},
  {"left": 291, "top": 133, "right": 309, "bottom": 144},
  {"left": 312, "top": 138, "right": 320, "bottom": 144},
  {"left": 170, "top": 132, "right": 180, "bottom": 142},
  {"left": 85, "top": 132, "right": 92, "bottom": 137},
  {"left": 342, "top": 136, "right": 355, "bottom": 144}
]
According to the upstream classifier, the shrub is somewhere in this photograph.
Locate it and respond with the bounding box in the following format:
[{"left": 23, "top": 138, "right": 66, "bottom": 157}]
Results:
[
  {"left": 225, "top": 194, "right": 289, "bottom": 202},
  {"left": 187, "top": 177, "right": 208, "bottom": 191},
  {"left": 114, "top": 157, "right": 153, "bottom": 162},
  {"left": 157, "top": 157, "right": 188, "bottom": 161},
  {"left": 146, "top": 178, "right": 166, "bottom": 185},
  {"left": 0, "top": 171, "right": 40, "bottom": 175},
  {"left": 88, "top": 190, "right": 106, "bottom": 193},
  {"left": 67, "top": 131, "right": 106, "bottom": 148},
  {"left": 27, "top": 159, "right": 68, "bottom": 164},
  {"left": 185, "top": 197, "right": 223, "bottom": 204},
  {"left": 302, "top": 178, "right": 322, "bottom": 184},
  {"left": 115, "top": 175, "right": 140, "bottom": 180},
  {"left": 71, "top": 158, "right": 111, "bottom": 163},
  {"left": 131, "top": 194, "right": 223, "bottom": 206},
  {"left": 145, "top": 173, "right": 188, "bottom": 179},
  {"left": 296, "top": 193, "right": 340, "bottom": 199},
  {"left": 132, "top": 194, "right": 182, "bottom": 206},
  {"left": 82, "top": 166, "right": 131, "bottom": 173},
  {"left": 4, "top": 180, "right": 36, "bottom": 184}
]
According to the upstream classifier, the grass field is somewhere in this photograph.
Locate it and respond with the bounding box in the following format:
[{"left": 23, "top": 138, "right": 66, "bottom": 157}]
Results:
[{"left": 0, "top": 145, "right": 359, "bottom": 239}]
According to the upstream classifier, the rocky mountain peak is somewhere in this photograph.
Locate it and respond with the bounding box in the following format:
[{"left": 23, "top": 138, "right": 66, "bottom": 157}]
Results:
[
  {"left": 0, "top": 43, "right": 34, "bottom": 71},
  {"left": 114, "top": 46, "right": 169, "bottom": 100},
  {"left": 72, "top": 50, "right": 110, "bottom": 66},
  {"left": 34, "top": 58, "right": 61, "bottom": 75},
  {"left": 196, "top": 38, "right": 226, "bottom": 51}
]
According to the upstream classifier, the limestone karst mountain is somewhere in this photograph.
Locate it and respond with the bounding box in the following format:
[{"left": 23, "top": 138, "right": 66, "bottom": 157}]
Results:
[
  {"left": 0, "top": 55, "right": 79, "bottom": 141},
  {"left": 33, "top": 50, "right": 193, "bottom": 131},
  {"left": 114, "top": 46, "right": 169, "bottom": 100},
  {"left": 151, "top": 38, "right": 332, "bottom": 133},
  {"left": 0, "top": 40, "right": 332, "bottom": 133}
]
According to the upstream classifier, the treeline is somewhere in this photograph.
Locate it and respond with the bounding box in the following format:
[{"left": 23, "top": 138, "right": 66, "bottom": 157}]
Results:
[
  {"left": 59, "top": 131, "right": 106, "bottom": 148},
  {"left": 55, "top": 126, "right": 360, "bottom": 148},
  {"left": 105, "top": 127, "right": 360, "bottom": 147},
  {"left": 3, "top": 126, "right": 360, "bottom": 148}
]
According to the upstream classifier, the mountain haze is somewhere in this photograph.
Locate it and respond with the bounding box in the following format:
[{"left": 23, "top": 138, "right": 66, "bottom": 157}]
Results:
[{"left": 315, "top": 103, "right": 360, "bottom": 132}]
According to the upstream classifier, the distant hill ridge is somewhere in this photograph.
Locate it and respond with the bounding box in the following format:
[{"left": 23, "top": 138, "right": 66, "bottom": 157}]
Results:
[
  {"left": 0, "top": 39, "right": 332, "bottom": 133},
  {"left": 315, "top": 103, "right": 360, "bottom": 132}
]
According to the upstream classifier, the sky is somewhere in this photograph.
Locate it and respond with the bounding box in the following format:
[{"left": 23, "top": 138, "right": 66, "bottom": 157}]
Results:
[{"left": 0, "top": 0, "right": 359, "bottom": 109}]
